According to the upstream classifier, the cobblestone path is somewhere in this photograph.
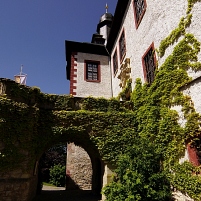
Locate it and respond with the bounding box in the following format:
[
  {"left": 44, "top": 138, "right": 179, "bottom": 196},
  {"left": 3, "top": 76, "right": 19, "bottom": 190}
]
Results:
[{"left": 32, "top": 185, "right": 101, "bottom": 201}]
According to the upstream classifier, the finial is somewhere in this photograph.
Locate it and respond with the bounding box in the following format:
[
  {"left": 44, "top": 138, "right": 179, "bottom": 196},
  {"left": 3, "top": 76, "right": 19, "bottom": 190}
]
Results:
[
  {"left": 105, "top": 3, "right": 108, "bottom": 13},
  {"left": 20, "top": 65, "right": 23, "bottom": 75}
]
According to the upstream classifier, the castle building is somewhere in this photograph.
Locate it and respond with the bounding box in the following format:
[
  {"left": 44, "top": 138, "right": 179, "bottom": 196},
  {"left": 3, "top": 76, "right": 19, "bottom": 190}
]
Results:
[
  {"left": 66, "top": 0, "right": 200, "bottom": 100},
  {"left": 65, "top": 0, "right": 201, "bottom": 197}
]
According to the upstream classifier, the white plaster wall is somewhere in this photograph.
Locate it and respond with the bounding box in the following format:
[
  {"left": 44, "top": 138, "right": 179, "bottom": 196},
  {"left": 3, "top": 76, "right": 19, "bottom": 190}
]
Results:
[
  {"left": 171, "top": 105, "right": 187, "bottom": 128},
  {"left": 99, "top": 25, "right": 109, "bottom": 45},
  {"left": 182, "top": 80, "right": 201, "bottom": 115},
  {"left": 75, "top": 52, "right": 112, "bottom": 98},
  {"left": 179, "top": 149, "right": 189, "bottom": 164},
  {"left": 172, "top": 191, "right": 194, "bottom": 201},
  {"left": 186, "top": 2, "right": 201, "bottom": 80},
  {"left": 110, "top": 0, "right": 201, "bottom": 97},
  {"left": 171, "top": 82, "right": 201, "bottom": 137}
]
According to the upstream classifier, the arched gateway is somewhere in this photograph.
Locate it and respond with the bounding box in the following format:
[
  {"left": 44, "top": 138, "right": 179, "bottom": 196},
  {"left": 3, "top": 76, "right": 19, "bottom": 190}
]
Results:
[{"left": 0, "top": 78, "right": 133, "bottom": 201}]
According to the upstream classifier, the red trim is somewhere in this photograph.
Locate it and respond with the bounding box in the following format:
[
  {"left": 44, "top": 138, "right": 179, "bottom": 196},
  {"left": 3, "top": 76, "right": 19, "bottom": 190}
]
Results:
[
  {"left": 113, "top": 48, "right": 118, "bottom": 77},
  {"left": 84, "top": 60, "right": 101, "bottom": 83},
  {"left": 133, "top": 0, "right": 147, "bottom": 29},
  {"left": 70, "top": 52, "right": 77, "bottom": 95},
  {"left": 142, "top": 42, "right": 157, "bottom": 83},
  {"left": 187, "top": 143, "right": 200, "bottom": 166},
  {"left": 119, "top": 29, "right": 126, "bottom": 64},
  {"left": 66, "top": 169, "right": 71, "bottom": 176}
]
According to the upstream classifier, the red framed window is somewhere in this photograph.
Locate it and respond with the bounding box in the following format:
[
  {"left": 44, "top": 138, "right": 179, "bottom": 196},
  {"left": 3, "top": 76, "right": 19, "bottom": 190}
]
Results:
[
  {"left": 119, "top": 30, "right": 126, "bottom": 62},
  {"left": 84, "top": 60, "right": 101, "bottom": 82},
  {"left": 133, "top": 0, "right": 147, "bottom": 28},
  {"left": 187, "top": 139, "right": 201, "bottom": 166},
  {"left": 113, "top": 50, "right": 118, "bottom": 75},
  {"left": 142, "top": 43, "right": 156, "bottom": 84}
]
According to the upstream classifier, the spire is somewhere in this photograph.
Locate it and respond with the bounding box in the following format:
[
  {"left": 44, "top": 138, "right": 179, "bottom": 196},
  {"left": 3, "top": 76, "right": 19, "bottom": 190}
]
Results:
[
  {"left": 20, "top": 64, "right": 23, "bottom": 75},
  {"left": 105, "top": 3, "right": 108, "bottom": 13}
]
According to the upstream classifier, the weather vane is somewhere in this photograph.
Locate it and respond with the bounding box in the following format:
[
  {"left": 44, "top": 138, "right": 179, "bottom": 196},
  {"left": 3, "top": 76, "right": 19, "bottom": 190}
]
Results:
[
  {"left": 14, "top": 64, "right": 27, "bottom": 85},
  {"left": 106, "top": 3, "right": 108, "bottom": 13}
]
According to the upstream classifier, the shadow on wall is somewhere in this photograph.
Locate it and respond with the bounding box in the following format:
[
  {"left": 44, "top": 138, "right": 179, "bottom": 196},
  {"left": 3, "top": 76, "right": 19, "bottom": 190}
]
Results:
[{"left": 66, "top": 175, "right": 81, "bottom": 190}]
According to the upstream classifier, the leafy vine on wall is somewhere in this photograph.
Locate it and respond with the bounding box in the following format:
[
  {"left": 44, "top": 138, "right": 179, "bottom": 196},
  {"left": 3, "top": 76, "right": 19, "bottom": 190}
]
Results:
[
  {"left": 0, "top": 0, "right": 201, "bottom": 200},
  {"left": 104, "top": 0, "right": 201, "bottom": 200}
]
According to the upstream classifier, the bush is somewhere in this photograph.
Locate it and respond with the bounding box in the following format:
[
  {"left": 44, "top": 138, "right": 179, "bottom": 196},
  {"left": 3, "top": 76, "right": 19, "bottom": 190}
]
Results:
[
  {"left": 103, "top": 137, "right": 172, "bottom": 201},
  {"left": 40, "top": 144, "right": 67, "bottom": 182},
  {"left": 49, "top": 164, "right": 66, "bottom": 187}
]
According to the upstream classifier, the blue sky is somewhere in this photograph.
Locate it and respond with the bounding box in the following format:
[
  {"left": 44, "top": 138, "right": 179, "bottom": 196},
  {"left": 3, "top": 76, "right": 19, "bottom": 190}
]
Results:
[{"left": 0, "top": 0, "right": 117, "bottom": 94}]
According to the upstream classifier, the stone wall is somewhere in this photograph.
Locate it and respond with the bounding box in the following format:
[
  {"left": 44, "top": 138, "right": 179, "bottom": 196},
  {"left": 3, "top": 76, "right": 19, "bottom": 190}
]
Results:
[
  {"left": 0, "top": 176, "right": 37, "bottom": 201},
  {"left": 66, "top": 143, "right": 92, "bottom": 190}
]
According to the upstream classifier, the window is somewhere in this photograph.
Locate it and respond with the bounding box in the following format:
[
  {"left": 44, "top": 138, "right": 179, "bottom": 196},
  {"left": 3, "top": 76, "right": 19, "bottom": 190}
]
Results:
[
  {"left": 193, "top": 139, "right": 201, "bottom": 165},
  {"left": 84, "top": 60, "right": 100, "bottom": 82},
  {"left": 142, "top": 43, "right": 156, "bottom": 84},
  {"left": 119, "top": 30, "right": 126, "bottom": 62},
  {"left": 188, "top": 139, "right": 201, "bottom": 166},
  {"left": 133, "top": 0, "right": 147, "bottom": 28},
  {"left": 113, "top": 50, "right": 118, "bottom": 75}
]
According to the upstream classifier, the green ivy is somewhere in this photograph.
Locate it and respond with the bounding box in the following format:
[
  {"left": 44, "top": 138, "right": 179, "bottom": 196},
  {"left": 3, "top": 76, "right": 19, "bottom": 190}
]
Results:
[
  {"left": 103, "top": 0, "right": 201, "bottom": 200},
  {"left": 118, "top": 79, "right": 132, "bottom": 101},
  {"left": 0, "top": 0, "right": 201, "bottom": 200},
  {"left": 49, "top": 164, "right": 66, "bottom": 187}
]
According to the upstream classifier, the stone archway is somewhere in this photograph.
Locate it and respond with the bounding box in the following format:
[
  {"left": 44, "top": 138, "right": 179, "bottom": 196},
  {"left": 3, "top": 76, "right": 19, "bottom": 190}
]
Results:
[
  {"left": 0, "top": 79, "right": 132, "bottom": 201},
  {"left": 66, "top": 143, "right": 103, "bottom": 193},
  {"left": 35, "top": 133, "right": 104, "bottom": 198}
]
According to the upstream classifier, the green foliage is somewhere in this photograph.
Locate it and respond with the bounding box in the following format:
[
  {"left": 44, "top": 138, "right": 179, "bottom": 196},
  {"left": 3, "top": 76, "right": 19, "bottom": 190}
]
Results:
[
  {"left": 49, "top": 164, "right": 66, "bottom": 187},
  {"left": 0, "top": 1, "right": 201, "bottom": 200},
  {"left": 40, "top": 143, "right": 67, "bottom": 182},
  {"left": 118, "top": 79, "right": 132, "bottom": 101},
  {"left": 171, "top": 162, "right": 201, "bottom": 201},
  {"left": 82, "top": 97, "right": 129, "bottom": 112},
  {"left": 104, "top": 1, "right": 201, "bottom": 200},
  {"left": 158, "top": 0, "right": 201, "bottom": 57},
  {"left": 187, "top": 0, "right": 201, "bottom": 14},
  {"left": 103, "top": 137, "right": 171, "bottom": 201}
]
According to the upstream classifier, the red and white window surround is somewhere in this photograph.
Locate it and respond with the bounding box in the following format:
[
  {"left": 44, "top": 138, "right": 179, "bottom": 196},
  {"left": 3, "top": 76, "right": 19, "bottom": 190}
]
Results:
[
  {"left": 113, "top": 49, "right": 118, "bottom": 76},
  {"left": 84, "top": 60, "right": 101, "bottom": 82},
  {"left": 119, "top": 30, "right": 126, "bottom": 62},
  {"left": 133, "top": 0, "right": 147, "bottom": 28},
  {"left": 142, "top": 43, "right": 157, "bottom": 84}
]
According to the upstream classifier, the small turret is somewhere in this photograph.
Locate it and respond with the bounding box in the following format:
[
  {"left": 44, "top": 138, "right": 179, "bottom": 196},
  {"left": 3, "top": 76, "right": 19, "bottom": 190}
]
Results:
[
  {"left": 91, "top": 4, "right": 113, "bottom": 45},
  {"left": 14, "top": 65, "right": 27, "bottom": 85}
]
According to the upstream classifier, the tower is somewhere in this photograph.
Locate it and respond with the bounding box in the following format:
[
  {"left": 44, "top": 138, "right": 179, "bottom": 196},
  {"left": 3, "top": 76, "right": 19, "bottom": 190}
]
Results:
[
  {"left": 91, "top": 4, "right": 113, "bottom": 45},
  {"left": 14, "top": 65, "right": 27, "bottom": 85}
]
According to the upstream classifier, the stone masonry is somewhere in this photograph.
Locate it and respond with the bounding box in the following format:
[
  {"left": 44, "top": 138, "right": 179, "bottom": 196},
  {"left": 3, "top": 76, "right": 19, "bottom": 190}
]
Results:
[{"left": 66, "top": 143, "right": 92, "bottom": 190}]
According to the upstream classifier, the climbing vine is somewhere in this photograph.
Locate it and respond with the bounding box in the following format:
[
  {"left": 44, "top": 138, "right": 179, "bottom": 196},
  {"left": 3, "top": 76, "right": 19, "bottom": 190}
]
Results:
[
  {"left": 0, "top": 0, "right": 201, "bottom": 200},
  {"left": 0, "top": 82, "right": 134, "bottom": 172},
  {"left": 103, "top": 0, "right": 201, "bottom": 200},
  {"left": 117, "top": 79, "right": 132, "bottom": 101}
]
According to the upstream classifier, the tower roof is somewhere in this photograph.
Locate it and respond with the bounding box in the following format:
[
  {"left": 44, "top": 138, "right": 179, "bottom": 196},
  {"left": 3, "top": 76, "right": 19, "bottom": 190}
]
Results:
[
  {"left": 97, "top": 12, "right": 113, "bottom": 33},
  {"left": 99, "top": 12, "right": 113, "bottom": 23},
  {"left": 65, "top": 40, "right": 109, "bottom": 80}
]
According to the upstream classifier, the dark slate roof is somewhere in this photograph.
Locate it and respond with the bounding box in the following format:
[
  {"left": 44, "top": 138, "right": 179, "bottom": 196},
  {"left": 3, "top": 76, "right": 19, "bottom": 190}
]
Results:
[
  {"left": 97, "top": 13, "right": 113, "bottom": 33},
  {"left": 106, "top": 0, "right": 130, "bottom": 53},
  {"left": 65, "top": 40, "right": 109, "bottom": 80},
  {"left": 99, "top": 13, "right": 113, "bottom": 23}
]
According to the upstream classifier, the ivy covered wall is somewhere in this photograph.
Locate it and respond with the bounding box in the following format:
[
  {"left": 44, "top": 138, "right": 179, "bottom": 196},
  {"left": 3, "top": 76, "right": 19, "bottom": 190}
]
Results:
[
  {"left": 0, "top": 79, "right": 135, "bottom": 200},
  {"left": 0, "top": 1, "right": 201, "bottom": 201},
  {"left": 101, "top": 1, "right": 201, "bottom": 200}
]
